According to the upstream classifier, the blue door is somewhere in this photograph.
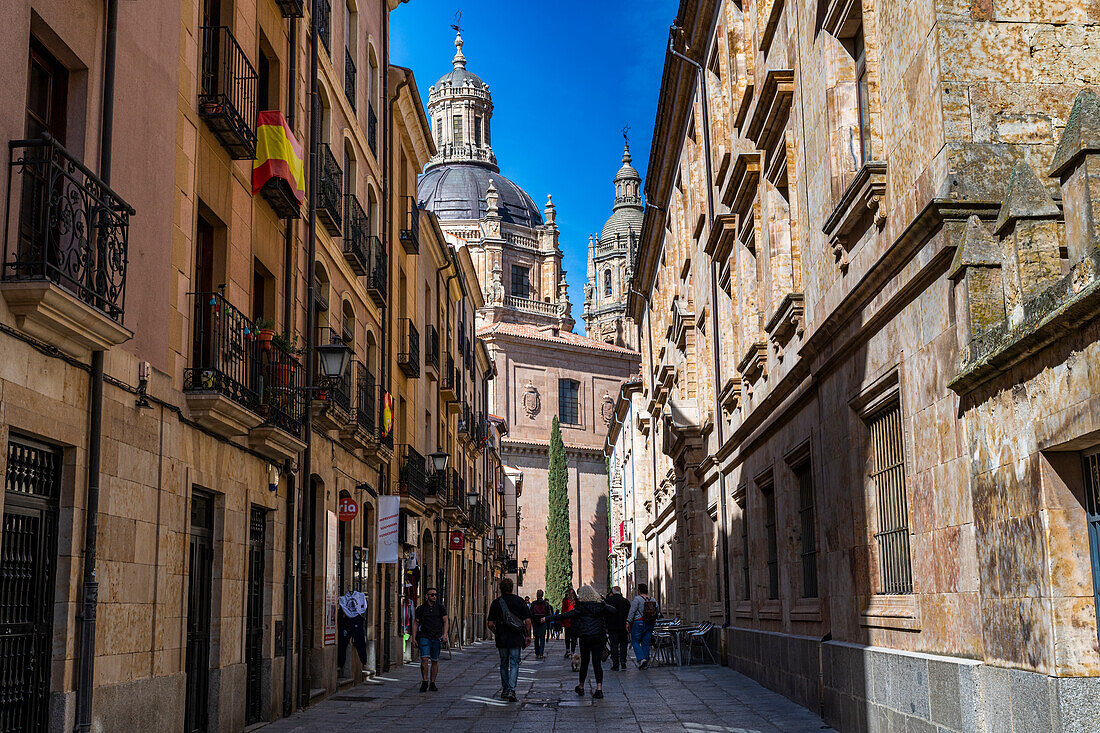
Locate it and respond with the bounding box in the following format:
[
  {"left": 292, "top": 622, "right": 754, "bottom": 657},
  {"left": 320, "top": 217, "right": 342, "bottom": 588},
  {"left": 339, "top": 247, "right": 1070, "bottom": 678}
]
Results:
[{"left": 1085, "top": 452, "right": 1100, "bottom": 648}]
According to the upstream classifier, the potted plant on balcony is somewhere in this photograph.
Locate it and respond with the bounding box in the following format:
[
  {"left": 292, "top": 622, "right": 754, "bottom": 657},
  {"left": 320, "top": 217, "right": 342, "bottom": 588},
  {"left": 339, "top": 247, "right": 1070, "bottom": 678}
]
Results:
[{"left": 256, "top": 318, "right": 276, "bottom": 352}]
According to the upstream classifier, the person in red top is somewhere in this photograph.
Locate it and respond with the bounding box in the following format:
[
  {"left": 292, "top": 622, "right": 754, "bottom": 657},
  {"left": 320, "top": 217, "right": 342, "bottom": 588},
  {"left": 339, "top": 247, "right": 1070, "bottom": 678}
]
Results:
[{"left": 561, "top": 586, "right": 578, "bottom": 657}]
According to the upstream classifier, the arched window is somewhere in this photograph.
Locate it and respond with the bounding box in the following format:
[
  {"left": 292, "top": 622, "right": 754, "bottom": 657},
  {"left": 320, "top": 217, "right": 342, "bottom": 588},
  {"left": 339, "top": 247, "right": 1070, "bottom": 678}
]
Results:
[
  {"left": 604, "top": 269, "right": 613, "bottom": 297},
  {"left": 318, "top": 83, "right": 333, "bottom": 145},
  {"left": 343, "top": 140, "right": 357, "bottom": 197}
]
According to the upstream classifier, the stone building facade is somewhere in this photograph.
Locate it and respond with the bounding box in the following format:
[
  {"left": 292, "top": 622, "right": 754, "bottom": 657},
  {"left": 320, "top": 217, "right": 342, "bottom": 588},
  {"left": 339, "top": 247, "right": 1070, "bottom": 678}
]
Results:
[
  {"left": 0, "top": 1, "right": 507, "bottom": 731},
  {"left": 417, "top": 33, "right": 640, "bottom": 594},
  {"left": 623, "top": 0, "right": 1100, "bottom": 731}
]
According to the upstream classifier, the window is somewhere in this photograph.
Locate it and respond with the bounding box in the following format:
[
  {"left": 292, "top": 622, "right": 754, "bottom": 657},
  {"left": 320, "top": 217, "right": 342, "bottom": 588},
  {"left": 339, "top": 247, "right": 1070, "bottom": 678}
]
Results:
[
  {"left": 558, "top": 379, "right": 579, "bottom": 425},
  {"left": 794, "top": 461, "right": 818, "bottom": 598},
  {"left": 1084, "top": 451, "right": 1100, "bottom": 635},
  {"left": 27, "top": 40, "right": 68, "bottom": 142},
  {"left": 510, "top": 265, "right": 529, "bottom": 298},
  {"left": 853, "top": 28, "right": 871, "bottom": 165},
  {"left": 868, "top": 401, "right": 912, "bottom": 594},
  {"left": 435, "top": 118, "right": 442, "bottom": 146},
  {"left": 604, "top": 269, "right": 612, "bottom": 297},
  {"left": 452, "top": 114, "right": 463, "bottom": 145},
  {"left": 252, "top": 260, "right": 275, "bottom": 323},
  {"left": 760, "top": 478, "right": 779, "bottom": 600},
  {"left": 474, "top": 116, "right": 482, "bottom": 147},
  {"left": 738, "top": 496, "right": 750, "bottom": 601}
]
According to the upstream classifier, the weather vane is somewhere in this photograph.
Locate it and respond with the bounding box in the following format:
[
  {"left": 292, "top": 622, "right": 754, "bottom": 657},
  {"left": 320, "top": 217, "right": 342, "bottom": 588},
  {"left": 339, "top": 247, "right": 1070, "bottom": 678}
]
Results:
[
  {"left": 621, "top": 124, "right": 631, "bottom": 146},
  {"left": 451, "top": 10, "right": 462, "bottom": 34}
]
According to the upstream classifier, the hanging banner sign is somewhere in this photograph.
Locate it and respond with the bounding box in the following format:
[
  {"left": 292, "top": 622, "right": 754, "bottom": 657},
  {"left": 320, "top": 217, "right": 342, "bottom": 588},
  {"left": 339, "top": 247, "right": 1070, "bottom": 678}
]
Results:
[
  {"left": 324, "top": 511, "right": 338, "bottom": 644},
  {"left": 377, "top": 495, "right": 401, "bottom": 563},
  {"left": 338, "top": 496, "right": 358, "bottom": 522},
  {"left": 381, "top": 392, "right": 394, "bottom": 439},
  {"left": 448, "top": 530, "right": 465, "bottom": 551}
]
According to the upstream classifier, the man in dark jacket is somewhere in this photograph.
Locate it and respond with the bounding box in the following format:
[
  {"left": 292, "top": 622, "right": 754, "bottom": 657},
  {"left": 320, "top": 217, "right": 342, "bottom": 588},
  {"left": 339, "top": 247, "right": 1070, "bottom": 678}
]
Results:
[
  {"left": 529, "top": 590, "right": 553, "bottom": 659},
  {"left": 487, "top": 577, "right": 531, "bottom": 701},
  {"left": 605, "top": 586, "right": 631, "bottom": 671}
]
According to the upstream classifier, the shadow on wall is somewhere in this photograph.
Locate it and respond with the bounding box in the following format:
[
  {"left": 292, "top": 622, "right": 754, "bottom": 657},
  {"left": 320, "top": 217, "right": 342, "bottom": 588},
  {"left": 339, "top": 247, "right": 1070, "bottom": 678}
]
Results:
[{"left": 591, "top": 493, "right": 610, "bottom": 592}]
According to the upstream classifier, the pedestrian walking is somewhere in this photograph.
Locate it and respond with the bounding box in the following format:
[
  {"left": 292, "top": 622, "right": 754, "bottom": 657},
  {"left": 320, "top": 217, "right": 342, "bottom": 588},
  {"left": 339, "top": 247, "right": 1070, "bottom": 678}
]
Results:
[
  {"left": 627, "top": 583, "right": 660, "bottom": 669},
  {"left": 529, "top": 590, "right": 554, "bottom": 659},
  {"left": 538, "top": 585, "right": 616, "bottom": 699},
  {"left": 487, "top": 577, "right": 531, "bottom": 701},
  {"left": 410, "top": 587, "right": 448, "bottom": 692},
  {"left": 605, "top": 585, "right": 631, "bottom": 671},
  {"left": 561, "top": 586, "right": 578, "bottom": 658}
]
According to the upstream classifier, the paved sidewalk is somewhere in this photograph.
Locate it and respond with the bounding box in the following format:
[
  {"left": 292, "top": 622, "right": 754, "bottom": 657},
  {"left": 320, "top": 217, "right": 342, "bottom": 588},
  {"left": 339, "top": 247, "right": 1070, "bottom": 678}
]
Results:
[{"left": 264, "top": 638, "right": 835, "bottom": 732}]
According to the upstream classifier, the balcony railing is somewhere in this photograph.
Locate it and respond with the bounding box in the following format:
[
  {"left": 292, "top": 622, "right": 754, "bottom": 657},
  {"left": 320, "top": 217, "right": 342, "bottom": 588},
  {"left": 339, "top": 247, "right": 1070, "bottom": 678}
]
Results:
[
  {"left": 3, "top": 137, "right": 133, "bottom": 322},
  {"left": 503, "top": 295, "right": 560, "bottom": 317},
  {"left": 368, "top": 105, "right": 377, "bottom": 157},
  {"left": 365, "top": 234, "right": 386, "bottom": 306},
  {"left": 355, "top": 361, "right": 376, "bottom": 434},
  {"left": 317, "top": 0, "right": 332, "bottom": 53},
  {"left": 343, "top": 195, "right": 369, "bottom": 275},
  {"left": 262, "top": 336, "right": 305, "bottom": 435},
  {"left": 399, "top": 196, "right": 420, "bottom": 254},
  {"left": 439, "top": 353, "right": 455, "bottom": 394},
  {"left": 199, "top": 26, "right": 258, "bottom": 159},
  {"left": 426, "top": 324, "right": 440, "bottom": 370},
  {"left": 183, "top": 292, "right": 260, "bottom": 409},
  {"left": 317, "top": 142, "right": 342, "bottom": 235},
  {"left": 457, "top": 403, "right": 471, "bottom": 436},
  {"left": 426, "top": 465, "right": 451, "bottom": 499},
  {"left": 396, "top": 318, "right": 420, "bottom": 378},
  {"left": 398, "top": 444, "right": 426, "bottom": 501},
  {"left": 344, "top": 49, "right": 356, "bottom": 112}
]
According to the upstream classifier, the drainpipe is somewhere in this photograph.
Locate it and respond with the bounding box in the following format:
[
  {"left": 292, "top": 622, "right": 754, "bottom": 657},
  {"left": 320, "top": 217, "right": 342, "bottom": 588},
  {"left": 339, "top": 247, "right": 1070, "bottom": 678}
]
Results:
[
  {"left": 75, "top": 2, "right": 117, "bottom": 730},
  {"left": 282, "top": 14, "right": 298, "bottom": 718},
  {"left": 298, "top": 0, "right": 320, "bottom": 707},
  {"left": 668, "top": 22, "right": 731, "bottom": 631}
]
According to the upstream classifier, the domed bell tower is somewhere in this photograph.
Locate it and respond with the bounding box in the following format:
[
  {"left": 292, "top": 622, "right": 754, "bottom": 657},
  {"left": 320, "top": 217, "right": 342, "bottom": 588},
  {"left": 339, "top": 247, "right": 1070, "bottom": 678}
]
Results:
[{"left": 426, "top": 30, "right": 497, "bottom": 171}]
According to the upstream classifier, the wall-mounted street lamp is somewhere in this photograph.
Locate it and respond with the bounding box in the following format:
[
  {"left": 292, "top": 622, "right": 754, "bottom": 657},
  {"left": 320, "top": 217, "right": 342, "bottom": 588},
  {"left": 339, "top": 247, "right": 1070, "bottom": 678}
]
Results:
[
  {"left": 466, "top": 488, "right": 479, "bottom": 507},
  {"left": 507, "top": 540, "right": 516, "bottom": 557},
  {"left": 494, "top": 525, "right": 505, "bottom": 538},
  {"left": 522, "top": 558, "right": 529, "bottom": 572},
  {"left": 429, "top": 450, "right": 450, "bottom": 473},
  {"left": 315, "top": 335, "right": 352, "bottom": 380}
]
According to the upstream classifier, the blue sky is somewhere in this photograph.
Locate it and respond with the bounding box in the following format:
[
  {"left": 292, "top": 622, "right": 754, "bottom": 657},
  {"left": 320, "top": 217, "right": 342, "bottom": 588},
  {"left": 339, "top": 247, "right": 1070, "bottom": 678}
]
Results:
[{"left": 391, "top": 0, "right": 677, "bottom": 333}]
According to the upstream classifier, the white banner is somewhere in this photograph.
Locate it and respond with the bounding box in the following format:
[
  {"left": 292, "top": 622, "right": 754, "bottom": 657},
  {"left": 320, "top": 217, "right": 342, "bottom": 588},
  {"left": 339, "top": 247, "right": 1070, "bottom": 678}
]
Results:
[
  {"left": 324, "top": 511, "right": 338, "bottom": 644},
  {"left": 376, "top": 495, "right": 400, "bottom": 563}
]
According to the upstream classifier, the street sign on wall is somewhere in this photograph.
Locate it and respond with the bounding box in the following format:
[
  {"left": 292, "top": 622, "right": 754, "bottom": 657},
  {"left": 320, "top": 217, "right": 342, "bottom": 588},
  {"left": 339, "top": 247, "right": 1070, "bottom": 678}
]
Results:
[
  {"left": 338, "top": 496, "right": 358, "bottom": 522},
  {"left": 448, "top": 530, "right": 465, "bottom": 551}
]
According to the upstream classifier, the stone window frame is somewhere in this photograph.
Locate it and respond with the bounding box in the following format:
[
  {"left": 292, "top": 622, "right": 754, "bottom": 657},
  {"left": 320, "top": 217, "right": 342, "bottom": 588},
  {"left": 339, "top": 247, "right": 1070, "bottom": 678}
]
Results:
[
  {"left": 754, "top": 467, "right": 782, "bottom": 619},
  {"left": 849, "top": 367, "right": 922, "bottom": 631},
  {"left": 784, "top": 439, "right": 823, "bottom": 623},
  {"left": 732, "top": 483, "right": 753, "bottom": 617}
]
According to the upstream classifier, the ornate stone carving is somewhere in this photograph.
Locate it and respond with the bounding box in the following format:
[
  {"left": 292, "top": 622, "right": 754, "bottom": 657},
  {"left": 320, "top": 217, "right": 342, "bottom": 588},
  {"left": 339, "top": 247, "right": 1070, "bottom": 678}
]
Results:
[
  {"left": 521, "top": 382, "right": 540, "bottom": 419},
  {"left": 486, "top": 263, "right": 505, "bottom": 305},
  {"left": 600, "top": 392, "right": 615, "bottom": 426}
]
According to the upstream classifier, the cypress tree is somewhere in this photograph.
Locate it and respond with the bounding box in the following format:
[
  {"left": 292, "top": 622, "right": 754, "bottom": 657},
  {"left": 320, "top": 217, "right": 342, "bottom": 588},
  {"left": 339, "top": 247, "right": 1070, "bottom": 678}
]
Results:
[{"left": 545, "top": 415, "right": 572, "bottom": 610}]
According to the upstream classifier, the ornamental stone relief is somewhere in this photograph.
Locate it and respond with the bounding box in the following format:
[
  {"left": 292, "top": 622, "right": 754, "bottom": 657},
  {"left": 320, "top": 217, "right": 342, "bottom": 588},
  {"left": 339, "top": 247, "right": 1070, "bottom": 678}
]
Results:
[
  {"left": 600, "top": 392, "right": 615, "bottom": 426},
  {"left": 521, "top": 382, "right": 540, "bottom": 419}
]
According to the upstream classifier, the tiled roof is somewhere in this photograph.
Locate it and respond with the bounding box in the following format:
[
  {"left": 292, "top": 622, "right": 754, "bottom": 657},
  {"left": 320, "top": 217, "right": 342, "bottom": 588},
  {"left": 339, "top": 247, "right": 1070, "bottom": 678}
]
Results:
[{"left": 477, "top": 322, "right": 640, "bottom": 356}]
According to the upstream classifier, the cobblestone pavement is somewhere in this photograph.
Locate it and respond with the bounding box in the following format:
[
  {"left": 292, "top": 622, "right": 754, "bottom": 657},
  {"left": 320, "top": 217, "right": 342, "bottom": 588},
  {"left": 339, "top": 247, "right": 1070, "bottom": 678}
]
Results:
[{"left": 264, "top": 637, "right": 836, "bottom": 732}]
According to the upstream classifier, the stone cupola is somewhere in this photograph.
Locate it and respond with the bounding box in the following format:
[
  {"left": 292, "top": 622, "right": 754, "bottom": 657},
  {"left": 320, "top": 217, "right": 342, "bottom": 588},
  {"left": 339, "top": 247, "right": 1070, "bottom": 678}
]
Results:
[{"left": 426, "top": 30, "right": 497, "bottom": 171}]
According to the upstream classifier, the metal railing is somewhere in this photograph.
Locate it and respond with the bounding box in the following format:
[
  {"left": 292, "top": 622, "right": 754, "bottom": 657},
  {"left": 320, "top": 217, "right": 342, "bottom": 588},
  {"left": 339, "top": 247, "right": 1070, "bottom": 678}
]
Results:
[
  {"left": 261, "top": 337, "right": 305, "bottom": 435},
  {"left": 4, "top": 137, "right": 133, "bottom": 322},
  {"left": 426, "top": 464, "right": 451, "bottom": 499},
  {"left": 343, "top": 194, "right": 369, "bottom": 274},
  {"left": 365, "top": 234, "right": 386, "bottom": 306},
  {"left": 440, "top": 353, "right": 455, "bottom": 393},
  {"left": 396, "top": 318, "right": 420, "bottom": 378},
  {"left": 183, "top": 292, "right": 260, "bottom": 409},
  {"left": 426, "top": 324, "right": 440, "bottom": 370},
  {"left": 317, "top": 0, "right": 332, "bottom": 53},
  {"left": 355, "top": 361, "right": 376, "bottom": 434},
  {"left": 344, "top": 49, "right": 357, "bottom": 111},
  {"left": 368, "top": 104, "right": 377, "bottom": 156},
  {"left": 317, "top": 142, "right": 342, "bottom": 235},
  {"left": 198, "top": 25, "right": 258, "bottom": 159},
  {"left": 399, "top": 195, "right": 420, "bottom": 254},
  {"left": 869, "top": 403, "right": 912, "bottom": 595},
  {"left": 398, "top": 444, "right": 426, "bottom": 501}
]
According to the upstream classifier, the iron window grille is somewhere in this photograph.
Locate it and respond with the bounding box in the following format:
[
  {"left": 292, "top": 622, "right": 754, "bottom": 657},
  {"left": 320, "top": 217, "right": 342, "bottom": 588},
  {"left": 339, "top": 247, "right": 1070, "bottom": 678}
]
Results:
[
  {"left": 4, "top": 137, "right": 133, "bottom": 322},
  {"left": 794, "top": 462, "right": 818, "bottom": 598},
  {"left": 396, "top": 318, "right": 420, "bottom": 378},
  {"left": 198, "top": 25, "right": 258, "bottom": 159},
  {"left": 368, "top": 105, "right": 377, "bottom": 156},
  {"left": 344, "top": 48, "right": 356, "bottom": 112},
  {"left": 317, "top": 0, "right": 332, "bottom": 53},
  {"left": 868, "top": 401, "right": 912, "bottom": 595},
  {"left": 761, "top": 480, "right": 779, "bottom": 600},
  {"left": 343, "top": 194, "right": 369, "bottom": 275},
  {"left": 558, "top": 379, "right": 579, "bottom": 425}
]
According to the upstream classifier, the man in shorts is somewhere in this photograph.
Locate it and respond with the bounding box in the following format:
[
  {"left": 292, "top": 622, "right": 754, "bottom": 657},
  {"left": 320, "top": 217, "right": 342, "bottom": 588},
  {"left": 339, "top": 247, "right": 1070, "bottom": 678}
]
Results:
[{"left": 411, "top": 587, "right": 448, "bottom": 692}]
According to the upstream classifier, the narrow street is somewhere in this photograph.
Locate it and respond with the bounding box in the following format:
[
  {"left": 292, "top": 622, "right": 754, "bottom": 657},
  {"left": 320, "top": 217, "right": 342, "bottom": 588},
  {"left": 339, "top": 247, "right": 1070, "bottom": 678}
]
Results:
[{"left": 263, "top": 640, "right": 835, "bottom": 732}]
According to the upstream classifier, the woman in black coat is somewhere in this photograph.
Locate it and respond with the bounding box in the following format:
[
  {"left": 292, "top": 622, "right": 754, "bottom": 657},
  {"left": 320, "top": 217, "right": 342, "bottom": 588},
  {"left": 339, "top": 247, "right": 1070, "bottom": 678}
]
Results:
[{"left": 539, "top": 584, "right": 616, "bottom": 698}]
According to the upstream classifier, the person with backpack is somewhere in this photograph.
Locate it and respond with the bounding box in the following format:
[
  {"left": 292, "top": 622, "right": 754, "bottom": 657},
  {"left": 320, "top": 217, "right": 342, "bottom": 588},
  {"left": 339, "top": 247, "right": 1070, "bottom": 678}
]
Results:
[
  {"left": 604, "top": 585, "right": 631, "bottom": 671},
  {"left": 487, "top": 577, "right": 531, "bottom": 701},
  {"left": 538, "top": 585, "right": 617, "bottom": 698},
  {"left": 626, "top": 583, "right": 660, "bottom": 669},
  {"left": 529, "top": 590, "right": 553, "bottom": 659}
]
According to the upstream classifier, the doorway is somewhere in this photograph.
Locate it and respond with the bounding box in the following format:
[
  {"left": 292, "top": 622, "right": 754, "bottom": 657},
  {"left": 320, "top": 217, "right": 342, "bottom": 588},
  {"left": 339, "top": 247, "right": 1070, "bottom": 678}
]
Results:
[
  {"left": 185, "top": 491, "right": 215, "bottom": 733},
  {"left": 244, "top": 506, "right": 266, "bottom": 725},
  {"left": 0, "top": 437, "right": 61, "bottom": 732}
]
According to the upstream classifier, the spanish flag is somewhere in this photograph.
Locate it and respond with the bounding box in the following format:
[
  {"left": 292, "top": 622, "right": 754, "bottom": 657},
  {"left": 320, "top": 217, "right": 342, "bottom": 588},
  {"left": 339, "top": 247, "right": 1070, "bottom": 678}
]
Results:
[
  {"left": 382, "top": 391, "right": 394, "bottom": 438},
  {"left": 252, "top": 111, "right": 305, "bottom": 209}
]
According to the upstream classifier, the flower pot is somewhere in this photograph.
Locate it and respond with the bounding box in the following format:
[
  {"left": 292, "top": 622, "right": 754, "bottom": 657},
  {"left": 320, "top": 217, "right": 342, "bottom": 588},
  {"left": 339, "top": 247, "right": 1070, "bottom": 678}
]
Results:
[{"left": 258, "top": 329, "right": 275, "bottom": 352}]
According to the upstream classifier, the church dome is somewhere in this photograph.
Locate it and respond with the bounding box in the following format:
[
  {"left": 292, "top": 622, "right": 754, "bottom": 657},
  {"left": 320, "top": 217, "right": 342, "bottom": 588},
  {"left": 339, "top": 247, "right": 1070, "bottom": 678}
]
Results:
[
  {"left": 600, "top": 206, "right": 643, "bottom": 242},
  {"left": 434, "top": 66, "right": 487, "bottom": 90},
  {"left": 599, "top": 143, "right": 644, "bottom": 243},
  {"left": 418, "top": 163, "right": 544, "bottom": 227}
]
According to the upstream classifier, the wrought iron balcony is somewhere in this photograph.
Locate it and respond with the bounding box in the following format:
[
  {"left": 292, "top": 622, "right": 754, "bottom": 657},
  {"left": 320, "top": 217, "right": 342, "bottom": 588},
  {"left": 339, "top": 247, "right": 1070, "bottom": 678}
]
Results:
[
  {"left": 457, "top": 403, "right": 472, "bottom": 436},
  {"left": 2, "top": 137, "right": 133, "bottom": 324},
  {"left": 199, "top": 26, "right": 258, "bottom": 159},
  {"left": 317, "top": 142, "right": 342, "bottom": 235},
  {"left": 355, "top": 361, "right": 376, "bottom": 435},
  {"left": 368, "top": 105, "right": 377, "bottom": 157},
  {"left": 400, "top": 196, "right": 420, "bottom": 254},
  {"left": 184, "top": 292, "right": 261, "bottom": 410},
  {"left": 397, "top": 444, "right": 426, "bottom": 501},
  {"left": 274, "top": 0, "right": 304, "bottom": 18},
  {"left": 345, "top": 49, "right": 356, "bottom": 112},
  {"left": 426, "top": 464, "right": 451, "bottom": 499},
  {"left": 317, "top": 0, "right": 332, "bottom": 54},
  {"left": 343, "top": 194, "right": 369, "bottom": 275},
  {"left": 364, "top": 234, "right": 386, "bottom": 306},
  {"left": 260, "top": 337, "right": 305, "bottom": 436},
  {"left": 426, "top": 324, "right": 440, "bottom": 371},
  {"left": 314, "top": 331, "right": 352, "bottom": 414},
  {"left": 396, "top": 318, "right": 420, "bottom": 378}
]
